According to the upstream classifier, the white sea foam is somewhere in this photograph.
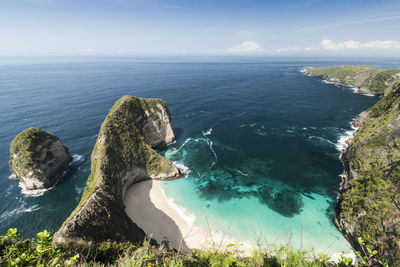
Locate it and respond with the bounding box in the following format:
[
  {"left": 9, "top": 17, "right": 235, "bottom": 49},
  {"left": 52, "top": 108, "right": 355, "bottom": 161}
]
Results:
[
  {"left": 202, "top": 128, "right": 218, "bottom": 168},
  {"left": 308, "top": 136, "right": 336, "bottom": 146},
  {"left": 236, "top": 169, "right": 252, "bottom": 177},
  {"left": 174, "top": 162, "right": 190, "bottom": 175},
  {"left": 335, "top": 128, "right": 357, "bottom": 152},
  {"left": 202, "top": 128, "right": 212, "bottom": 136},
  {"left": 0, "top": 204, "right": 40, "bottom": 222},
  {"left": 17, "top": 154, "right": 85, "bottom": 197},
  {"left": 8, "top": 174, "right": 17, "bottom": 180},
  {"left": 71, "top": 154, "right": 85, "bottom": 166},
  {"left": 19, "top": 182, "right": 50, "bottom": 197},
  {"left": 162, "top": 188, "right": 196, "bottom": 227}
]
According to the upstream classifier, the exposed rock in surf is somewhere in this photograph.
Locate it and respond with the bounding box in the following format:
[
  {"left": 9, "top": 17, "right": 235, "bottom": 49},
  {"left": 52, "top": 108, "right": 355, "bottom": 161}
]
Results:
[{"left": 9, "top": 128, "right": 72, "bottom": 190}]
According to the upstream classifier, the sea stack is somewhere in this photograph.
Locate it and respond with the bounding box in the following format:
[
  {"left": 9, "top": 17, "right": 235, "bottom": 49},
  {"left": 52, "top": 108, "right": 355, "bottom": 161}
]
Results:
[
  {"left": 9, "top": 127, "right": 72, "bottom": 190},
  {"left": 54, "top": 96, "right": 184, "bottom": 244}
]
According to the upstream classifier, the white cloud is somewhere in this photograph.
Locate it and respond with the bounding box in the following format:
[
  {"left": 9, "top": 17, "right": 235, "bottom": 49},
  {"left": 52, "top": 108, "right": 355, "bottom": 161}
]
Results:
[
  {"left": 228, "top": 41, "right": 263, "bottom": 53},
  {"left": 277, "top": 46, "right": 301, "bottom": 52},
  {"left": 321, "top": 39, "right": 400, "bottom": 50},
  {"left": 305, "top": 46, "right": 321, "bottom": 51}
]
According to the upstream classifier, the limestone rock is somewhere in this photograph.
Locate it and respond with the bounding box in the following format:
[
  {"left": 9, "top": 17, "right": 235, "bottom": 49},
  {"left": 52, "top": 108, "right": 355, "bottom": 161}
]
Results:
[
  {"left": 55, "top": 96, "right": 184, "bottom": 244},
  {"left": 9, "top": 128, "right": 72, "bottom": 190}
]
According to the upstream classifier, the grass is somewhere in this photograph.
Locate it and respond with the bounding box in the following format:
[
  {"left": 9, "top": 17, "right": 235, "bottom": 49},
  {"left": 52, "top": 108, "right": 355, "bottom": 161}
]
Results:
[{"left": 1, "top": 228, "right": 390, "bottom": 267}]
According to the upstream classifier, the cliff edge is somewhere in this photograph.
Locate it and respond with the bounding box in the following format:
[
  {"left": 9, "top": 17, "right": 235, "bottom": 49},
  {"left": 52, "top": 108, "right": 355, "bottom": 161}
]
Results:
[
  {"left": 54, "top": 96, "right": 183, "bottom": 244},
  {"left": 336, "top": 86, "right": 400, "bottom": 263}
]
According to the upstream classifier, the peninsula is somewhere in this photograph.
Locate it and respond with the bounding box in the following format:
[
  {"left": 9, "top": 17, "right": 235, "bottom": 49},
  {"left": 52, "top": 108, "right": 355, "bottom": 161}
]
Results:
[
  {"left": 303, "top": 65, "right": 400, "bottom": 96},
  {"left": 55, "top": 96, "right": 185, "bottom": 244}
]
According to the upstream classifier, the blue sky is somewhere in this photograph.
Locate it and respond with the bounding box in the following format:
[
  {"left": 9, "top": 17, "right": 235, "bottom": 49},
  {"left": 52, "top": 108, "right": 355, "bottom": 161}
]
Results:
[{"left": 1, "top": 0, "right": 400, "bottom": 56}]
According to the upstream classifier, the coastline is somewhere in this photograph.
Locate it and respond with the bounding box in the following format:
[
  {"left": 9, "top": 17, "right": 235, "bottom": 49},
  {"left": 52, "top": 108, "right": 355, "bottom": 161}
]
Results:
[
  {"left": 123, "top": 179, "right": 254, "bottom": 256},
  {"left": 300, "top": 67, "right": 379, "bottom": 97},
  {"left": 334, "top": 117, "right": 361, "bottom": 258},
  {"left": 124, "top": 179, "right": 356, "bottom": 262}
]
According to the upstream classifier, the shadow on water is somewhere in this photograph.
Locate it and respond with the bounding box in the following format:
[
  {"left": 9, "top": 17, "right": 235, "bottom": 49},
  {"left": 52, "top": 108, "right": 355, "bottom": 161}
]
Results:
[{"left": 173, "top": 128, "right": 184, "bottom": 140}]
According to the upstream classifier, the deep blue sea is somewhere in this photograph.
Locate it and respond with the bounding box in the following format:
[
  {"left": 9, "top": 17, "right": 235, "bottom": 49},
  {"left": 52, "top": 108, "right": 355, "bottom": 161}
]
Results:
[{"left": 0, "top": 56, "right": 396, "bottom": 253}]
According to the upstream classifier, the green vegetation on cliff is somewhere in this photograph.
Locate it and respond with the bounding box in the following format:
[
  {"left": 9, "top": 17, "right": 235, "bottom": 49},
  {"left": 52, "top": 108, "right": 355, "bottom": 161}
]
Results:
[
  {"left": 304, "top": 65, "right": 400, "bottom": 95},
  {"left": 10, "top": 128, "right": 56, "bottom": 179},
  {"left": 56, "top": 95, "right": 180, "bottom": 244},
  {"left": 339, "top": 88, "right": 400, "bottom": 264}
]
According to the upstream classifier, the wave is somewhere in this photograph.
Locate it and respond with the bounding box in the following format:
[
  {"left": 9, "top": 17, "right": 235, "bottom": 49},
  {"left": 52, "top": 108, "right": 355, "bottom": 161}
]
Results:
[
  {"left": 70, "top": 154, "right": 85, "bottom": 166},
  {"left": 335, "top": 128, "right": 357, "bottom": 152},
  {"left": 173, "top": 162, "right": 190, "bottom": 175},
  {"left": 19, "top": 182, "right": 51, "bottom": 197},
  {"left": 308, "top": 135, "right": 336, "bottom": 147},
  {"left": 166, "top": 128, "right": 218, "bottom": 169},
  {"left": 0, "top": 204, "right": 40, "bottom": 222},
  {"left": 202, "top": 128, "right": 212, "bottom": 136},
  {"left": 166, "top": 137, "right": 205, "bottom": 155},
  {"left": 161, "top": 187, "right": 196, "bottom": 227},
  {"left": 235, "top": 169, "right": 252, "bottom": 177},
  {"left": 201, "top": 129, "right": 217, "bottom": 168}
]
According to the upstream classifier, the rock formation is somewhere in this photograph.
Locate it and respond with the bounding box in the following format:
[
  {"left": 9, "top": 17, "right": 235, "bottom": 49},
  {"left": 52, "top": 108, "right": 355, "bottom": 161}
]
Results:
[
  {"left": 54, "top": 96, "right": 184, "bottom": 244},
  {"left": 9, "top": 127, "right": 72, "bottom": 190},
  {"left": 336, "top": 85, "right": 400, "bottom": 264}
]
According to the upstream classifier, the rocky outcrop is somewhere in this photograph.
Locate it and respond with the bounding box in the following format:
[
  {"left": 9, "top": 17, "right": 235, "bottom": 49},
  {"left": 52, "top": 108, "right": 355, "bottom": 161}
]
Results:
[
  {"left": 9, "top": 128, "right": 72, "bottom": 190},
  {"left": 336, "top": 85, "right": 400, "bottom": 264},
  {"left": 303, "top": 65, "right": 400, "bottom": 96},
  {"left": 54, "top": 96, "right": 184, "bottom": 244}
]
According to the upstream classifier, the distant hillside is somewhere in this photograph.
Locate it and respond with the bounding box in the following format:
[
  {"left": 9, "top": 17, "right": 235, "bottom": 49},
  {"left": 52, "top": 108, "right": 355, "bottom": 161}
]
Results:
[{"left": 303, "top": 65, "right": 400, "bottom": 96}]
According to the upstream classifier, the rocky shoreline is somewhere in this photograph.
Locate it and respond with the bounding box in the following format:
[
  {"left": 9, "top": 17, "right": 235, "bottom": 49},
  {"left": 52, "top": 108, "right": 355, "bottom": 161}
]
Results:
[{"left": 301, "top": 67, "right": 380, "bottom": 96}]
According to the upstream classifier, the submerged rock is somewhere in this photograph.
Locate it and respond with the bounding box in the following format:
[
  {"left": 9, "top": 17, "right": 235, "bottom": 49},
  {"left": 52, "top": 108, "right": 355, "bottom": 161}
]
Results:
[
  {"left": 9, "top": 128, "right": 72, "bottom": 190},
  {"left": 55, "top": 96, "right": 184, "bottom": 244}
]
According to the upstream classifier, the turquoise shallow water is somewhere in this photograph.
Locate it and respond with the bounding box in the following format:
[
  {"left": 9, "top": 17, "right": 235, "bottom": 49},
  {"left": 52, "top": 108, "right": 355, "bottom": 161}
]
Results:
[{"left": 0, "top": 56, "right": 391, "bottom": 250}]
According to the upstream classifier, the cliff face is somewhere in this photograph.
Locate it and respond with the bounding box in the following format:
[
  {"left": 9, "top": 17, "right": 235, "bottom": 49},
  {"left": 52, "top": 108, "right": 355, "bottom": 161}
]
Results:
[
  {"left": 337, "top": 86, "right": 400, "bottom": 263},
  {"left": 9, "top": 128, "right": 72, "bottom": 190},
  {"left": 303, "top": 65, "right": 400, "bottom": 96},
  {"left": 54, "top": 96, "right": 183, "bottom": 244}
]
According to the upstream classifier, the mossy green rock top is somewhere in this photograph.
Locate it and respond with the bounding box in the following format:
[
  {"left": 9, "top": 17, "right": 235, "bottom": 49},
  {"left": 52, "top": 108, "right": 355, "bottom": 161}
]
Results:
[
  {"left": 9, "top": 128, "right": 72, "bottom": 190},
  {"left": 337, "top": 87, "right": 400, "bottom": 264},
  {"left": 54, "top": 96, "right": 183, "bottom": 244},
  {"left": 303, "top": 65, "right": 400, "bottom": 96}
]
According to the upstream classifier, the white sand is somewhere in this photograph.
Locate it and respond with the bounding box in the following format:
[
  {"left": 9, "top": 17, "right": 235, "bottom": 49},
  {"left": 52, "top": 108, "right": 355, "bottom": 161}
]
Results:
[
  {"left": 124, "top": 180, "right": 356, "bottom": 262},
  {"left": 123, "top": 180, "right": 253, "bottom": 254}
]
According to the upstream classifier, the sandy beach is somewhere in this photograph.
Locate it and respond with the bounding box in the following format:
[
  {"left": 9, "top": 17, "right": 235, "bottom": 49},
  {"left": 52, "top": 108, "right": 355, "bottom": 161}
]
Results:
[
  {"left": 124, "top": 179, "right": 356, "bottom": 262},
  {"left": 123, "top": 179, "right": 254, "bottom": 254}
]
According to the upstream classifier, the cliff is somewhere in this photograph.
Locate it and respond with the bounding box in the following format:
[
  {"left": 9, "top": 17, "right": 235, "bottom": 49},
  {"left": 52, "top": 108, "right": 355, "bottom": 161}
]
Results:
[
  {"left": 9, "top": 128, "right": 72, "bottom": 190},
  {"left": 303, "top": 65, "right": 400, "bottom": 96},
  {"left": 336, "top": 85, "right": 400, "bottom": 263},
  {"left": 54, "top": 96, "right": 184, "bottom": 244}
]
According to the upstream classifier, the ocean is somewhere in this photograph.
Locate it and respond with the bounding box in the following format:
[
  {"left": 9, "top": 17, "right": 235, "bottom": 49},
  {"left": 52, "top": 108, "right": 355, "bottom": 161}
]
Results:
[{"left": 0, "top": 56, "right": 394, "bottom": 254}]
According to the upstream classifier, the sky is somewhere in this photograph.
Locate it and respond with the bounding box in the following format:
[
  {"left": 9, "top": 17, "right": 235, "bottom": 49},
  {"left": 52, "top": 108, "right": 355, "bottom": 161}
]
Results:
[{"left": 1, "top": 0, "right": 400, "bottom": 57}]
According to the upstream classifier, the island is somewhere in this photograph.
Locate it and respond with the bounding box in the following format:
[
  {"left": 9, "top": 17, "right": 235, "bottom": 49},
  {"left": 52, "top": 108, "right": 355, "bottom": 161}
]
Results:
[
  {"left": 54, "top": 96, "right": 185, "bottom": 244},
  {"left": 9, "top": 127, "right": 72, "bottom": 190},
  {"left": 303, "top": 65, "right": 400, "bottom": 96}
]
